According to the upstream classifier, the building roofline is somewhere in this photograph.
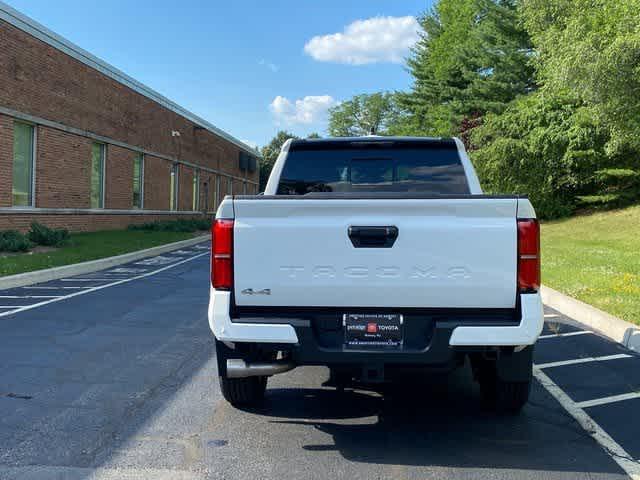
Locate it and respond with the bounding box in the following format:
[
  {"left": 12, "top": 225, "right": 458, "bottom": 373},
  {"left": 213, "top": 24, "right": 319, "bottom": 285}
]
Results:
[{"left": 0, "top": 1, "right": 260, "bottom": 157}]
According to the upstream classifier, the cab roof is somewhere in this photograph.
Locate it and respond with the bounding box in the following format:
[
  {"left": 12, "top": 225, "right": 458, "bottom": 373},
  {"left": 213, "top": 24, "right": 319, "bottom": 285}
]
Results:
[{"left": 289, "top": 136, "right": 458, "bottom": 151}]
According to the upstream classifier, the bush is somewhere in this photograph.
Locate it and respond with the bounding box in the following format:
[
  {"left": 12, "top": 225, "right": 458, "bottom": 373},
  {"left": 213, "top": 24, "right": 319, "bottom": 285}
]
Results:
[
  {"left": 189, "top": 218, "right": 212, "bottom": 231},
  {"left": 127, "top": 218, "right": 211, "bottom": 233},
  {"left": 0, "top": 230, "right": 32, "bottom": 253},
  {"left": 470, "top": 92, "right": 631, "bottom": 219},
  {"left": 577, "top": 169, "right": 640, "bottom": 211},
  {"left": 27, "top": 222, "right": 70, "bottom": 247}
]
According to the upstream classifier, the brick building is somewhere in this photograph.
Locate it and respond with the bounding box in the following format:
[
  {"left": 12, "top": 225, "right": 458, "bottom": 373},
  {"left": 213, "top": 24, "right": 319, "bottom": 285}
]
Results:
[{"left": 0, "top": 2, "right": 259, "bottom": 232}]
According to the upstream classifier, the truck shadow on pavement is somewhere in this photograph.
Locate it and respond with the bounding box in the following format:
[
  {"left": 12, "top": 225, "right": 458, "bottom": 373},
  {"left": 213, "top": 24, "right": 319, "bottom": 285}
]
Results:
[{"left": 249, "top": 366, "right": 626, "bottom": 477}]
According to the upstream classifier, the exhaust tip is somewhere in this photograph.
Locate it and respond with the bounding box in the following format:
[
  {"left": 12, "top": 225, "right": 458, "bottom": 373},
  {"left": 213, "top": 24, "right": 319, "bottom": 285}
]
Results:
[{"left": 226, "top": 359, "right": 295, "bottom": 378}]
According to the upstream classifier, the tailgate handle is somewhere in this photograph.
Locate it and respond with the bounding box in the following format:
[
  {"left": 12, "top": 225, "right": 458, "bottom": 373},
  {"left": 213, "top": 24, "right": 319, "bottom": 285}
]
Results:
[{"left": 348, "top": 226, "right": 398, "bottom": 248}]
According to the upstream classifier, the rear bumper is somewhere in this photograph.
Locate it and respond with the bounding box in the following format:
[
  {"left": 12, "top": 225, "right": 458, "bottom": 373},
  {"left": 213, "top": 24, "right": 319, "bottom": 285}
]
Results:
[
  {"left": 208, "top": 289, "right": 544, "bottom": 351},
  {"left": 209, "top": 289, "right": 299, "bottom": 343},
  {"left": 449, "top": 293, "right": 544, "bottom": 346}
]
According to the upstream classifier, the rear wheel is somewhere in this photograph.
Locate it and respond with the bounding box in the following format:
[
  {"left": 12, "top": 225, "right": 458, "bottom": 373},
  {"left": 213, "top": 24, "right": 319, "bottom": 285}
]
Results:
[
  {"left": 472, "top": 348, "right": 533, "bottom": 413},
  {"left": 496, "top": 379, "right": 531, "bottom": 412},
  {"left": 215, "top": 339, "right": 269, "bottom": 407},
  {"left": 219, "top": 375, "right": 267, "bottom": 406}
]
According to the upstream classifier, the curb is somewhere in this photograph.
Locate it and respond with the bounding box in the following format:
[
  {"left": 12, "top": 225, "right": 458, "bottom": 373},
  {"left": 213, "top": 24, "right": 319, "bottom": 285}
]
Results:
[
  {"left": 0, "top": 235, "right": 209, "bottom": 290},
  {"left": 541, "top": 285, "right": 640, "bottom": 352}
]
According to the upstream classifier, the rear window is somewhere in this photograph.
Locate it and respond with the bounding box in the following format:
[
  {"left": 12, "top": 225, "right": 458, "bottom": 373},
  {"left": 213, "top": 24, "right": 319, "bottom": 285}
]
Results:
[{"left": 276, "top": 142, "right": 469, "bottom": 195}]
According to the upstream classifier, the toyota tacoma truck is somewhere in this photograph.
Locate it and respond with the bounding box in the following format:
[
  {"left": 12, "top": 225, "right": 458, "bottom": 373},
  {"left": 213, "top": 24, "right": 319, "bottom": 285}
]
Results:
[{"left": 208, "top": 136, "right": 543, "bottom": 412}]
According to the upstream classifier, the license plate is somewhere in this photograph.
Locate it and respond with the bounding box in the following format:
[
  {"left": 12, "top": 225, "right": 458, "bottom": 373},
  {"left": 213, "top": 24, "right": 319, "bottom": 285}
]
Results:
[{"left": 344, "top": 313, "right": 403, "bottom": 349}]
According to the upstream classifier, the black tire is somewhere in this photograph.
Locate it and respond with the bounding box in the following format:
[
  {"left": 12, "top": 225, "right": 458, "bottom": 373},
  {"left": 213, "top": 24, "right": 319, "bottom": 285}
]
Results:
[
  {"left": 219, "top": 375, "right": 267, "bottom": 407},
  {"left": 215, "top": 339, "right": 268, "bottom": 407},
  {"left": 473, "top": 353, "right": 532, "bottom": 413},
  {"left": 496, "top": 379, "right": 531, "bottom": 413},
  {"left": 476, "top": 363, "right": 497, "bottom": 409}
]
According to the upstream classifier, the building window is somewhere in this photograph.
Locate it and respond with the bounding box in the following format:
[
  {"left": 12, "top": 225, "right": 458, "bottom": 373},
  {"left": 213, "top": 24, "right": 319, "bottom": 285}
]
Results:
[
  {"left": 90, "top": 142, "right": 105, "bottom": 208},
  {"left": 170, "top": 163, "right": 179, "bottom": 210},
  {"left": 12, "top": 122, "right": 35, "bottom": 207},
  {"left": 192, "top": 170, "right": 200, "bottom": 211},
  {"left": 133, "top": 153, "right": 144, "bottom": 209}
]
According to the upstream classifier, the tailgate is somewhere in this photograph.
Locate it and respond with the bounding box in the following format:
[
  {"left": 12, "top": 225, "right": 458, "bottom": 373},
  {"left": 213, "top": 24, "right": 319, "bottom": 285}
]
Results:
[{"left": 232, "top": 197, "right": 518, "bottom": 309}]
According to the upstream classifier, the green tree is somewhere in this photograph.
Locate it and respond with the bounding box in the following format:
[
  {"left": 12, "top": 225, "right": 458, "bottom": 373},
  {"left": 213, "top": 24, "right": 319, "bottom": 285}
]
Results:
[
  {"left": 471, "top": 92, "right": 621, "bottom": 218},
  {"left": 521, "top": 0, "right": 640, "bottom": 151},
  {"left": 401, "top": 0, "right": 535, "bottom": 136},
  {"left": 328, "top": 92, "right": 402, "bottom": 137},
  {"left": 259, "top": 131, "right": 300, "bottom": 189}
]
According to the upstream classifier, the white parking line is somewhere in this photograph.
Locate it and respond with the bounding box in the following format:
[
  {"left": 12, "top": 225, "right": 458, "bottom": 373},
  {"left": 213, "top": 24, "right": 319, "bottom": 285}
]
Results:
[
  {"left": 107, "top": 268, "right": 148, "bottom": 274},
  {"left": 97, "top": 274, "right": 140, "bottom": 277},
  {"left": 0, "top": 306, "right": 20, "bottom": 309},
  {"left": 0, "top": 295, "right": 59, "bottom": 299},
  {"left": 167, "top": 250, "right": 194, "bottom": 255},
  {"left": 0, "top": 252, "right": 208, "bottom": 319},
  {"left": 95, "top": 273, "right": 146, "bottom": 277},
  {"left": 533, "top": 367, "right": 640, "bottom": 479},
  {"left": 536, "top": 353, "right": 633, "bottom": 369},
  {"left": 544, "top": 314, "right": 560, "bottom": 318},
  {"left": 576, "top": 392, "right": 640, "bottom": 409},
  {"left": 24, "top": 286, "right": 87, "bottom": 290},
  {"left": 60, "top": 278, "right": 122, "bottom": 282},
  {"left": 135, "top": 256, "right": 176, "bottom": 266},
  {"left": 539, "top": 330, "right": 593, "bottom": 340}
]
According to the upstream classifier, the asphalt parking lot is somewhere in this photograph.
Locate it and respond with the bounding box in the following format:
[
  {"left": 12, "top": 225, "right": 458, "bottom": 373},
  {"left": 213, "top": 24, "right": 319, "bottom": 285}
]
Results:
[{"left": 1, "top": 242, "right": 639, "bottom": 479}]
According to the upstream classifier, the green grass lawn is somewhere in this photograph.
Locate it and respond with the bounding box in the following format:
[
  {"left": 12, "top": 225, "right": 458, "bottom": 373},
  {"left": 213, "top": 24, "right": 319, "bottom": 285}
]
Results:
[
  {"left": 0, "top": 230, "right": 199, "bottom": 277},
  {"left": 542, "top": 204, "right": 640, "bottom": 325}
]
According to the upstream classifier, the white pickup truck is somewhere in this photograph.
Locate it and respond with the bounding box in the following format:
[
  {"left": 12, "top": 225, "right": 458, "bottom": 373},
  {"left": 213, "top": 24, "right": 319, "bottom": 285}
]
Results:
[{"left": 208, "top": 136, "right": 543, "bottom": 412}]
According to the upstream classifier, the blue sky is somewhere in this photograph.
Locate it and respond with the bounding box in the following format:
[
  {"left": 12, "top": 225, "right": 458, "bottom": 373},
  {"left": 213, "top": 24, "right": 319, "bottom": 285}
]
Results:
[{"left": 5, "top": 0, "right": 432, "bottom": 148}]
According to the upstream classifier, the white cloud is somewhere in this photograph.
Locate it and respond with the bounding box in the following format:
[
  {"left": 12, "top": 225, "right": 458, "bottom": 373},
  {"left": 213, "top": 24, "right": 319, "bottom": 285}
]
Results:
[
  {"left": 269, "top": 95, "right": 337, "bottom": 126},
  {"left": 304, "top": 16, "right": 420, "bottom": 65},
  {"left": 258, "top": 59, "right": 279, "bottom": 72}
]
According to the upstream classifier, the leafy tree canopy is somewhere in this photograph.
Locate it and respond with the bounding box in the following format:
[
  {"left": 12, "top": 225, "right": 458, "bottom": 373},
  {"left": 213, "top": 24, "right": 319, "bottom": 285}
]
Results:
[
  {"left": 328, "top": 92, "right": 403, "bottom": 137},
  {"left": 471, "top": 93, "right": 611, "bottom": 218},
  {"left": 401, "top": 0, "right": 535, "bottom": 136},
  {"left": 521, "top": 0, "right": 640, "bottom": 151}
]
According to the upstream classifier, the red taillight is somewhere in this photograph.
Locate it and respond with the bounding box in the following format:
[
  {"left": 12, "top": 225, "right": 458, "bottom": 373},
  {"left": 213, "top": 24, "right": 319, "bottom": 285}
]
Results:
[
  {"left": 212, "top": 219, "right": 234, "bottom": 290},
  {"left": 517, "top": 218, "right": 540, "bottom": 293}
]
